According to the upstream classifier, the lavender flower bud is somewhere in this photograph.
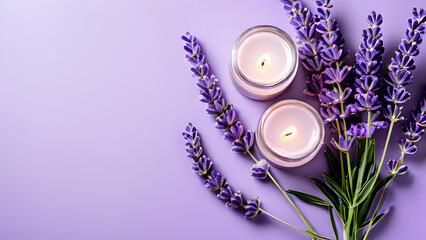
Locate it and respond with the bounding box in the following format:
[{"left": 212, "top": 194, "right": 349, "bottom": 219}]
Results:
[
  {"left": 244, "top": 198, "right": 261, "bottom": 219},
  {"left": 355, "top": 92, "right": 380, "bottom": 111},
  {"left": 303, "top": 74, "right": 324, "bottom": 96},
  {"left": 215, "top": 106, "right": 236, "bottom": 130},
  {"left": 232, "top": 131, "right": 254, "bottom": 154},
  {"left": 384, "top": 87, "right": 410, "bottom": 104},
  {"left": 320, "top": 107, "right": 338, "bottom": 124},
  {"left": 192, "top": 155, "right": 213, "bottom": 176},
  {"left": 224, "top": 121, "right": 244, "bottom": 141},
  {"left": 249, "top": 159, "right": 270, "bottom": 180},
  {"left": 347, "top": 123, "right": 366, "bottom": 137},
  {"left": 387, "top": 159, "right": 409, "bottom": 175},
  {"left": 199, "top": 86, "right": 222, "bottom": 104},
  {"left": 412, "top": 109, "right": 426, "bottom": 127},
  {"left": 197, "top": 75, "right": 217, "bottom": 91},
  {"left": 217, "top": 186, "right": 233, "bottom": 202},
  {"left": 204, "top": 171, "right": 228, "bottom": 191},
  {"left": 403, "top": 122, "right": 424, "bottom": 142},
  {"left": 399, "top": 138, "right": 418, "bottom": 155},
  {"left": 383, "top": 105, "right": 404, "bottom": 121},
  {"left": 226, "top": 191, "right": 243, "bottom": 208},
  {"left": 331, "top": 135, "right": 355, "bottom": 152},
  {"left": 322, "top": 64, "right": 351, "bottom": 84}
]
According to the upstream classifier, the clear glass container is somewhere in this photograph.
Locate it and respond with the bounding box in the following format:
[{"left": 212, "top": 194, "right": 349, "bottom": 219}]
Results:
[
  {"left": 256, "top": 100, "right": 325, "bottom": 168},
  {"left": 231, "top": 25, "right": 298, "bottom": 100}
]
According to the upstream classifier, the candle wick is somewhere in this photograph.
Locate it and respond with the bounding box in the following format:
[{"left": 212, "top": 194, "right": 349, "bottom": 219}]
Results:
[
  {"left": 261, "top": 60, "right": 266, "bottom": 67},
  {"left": 285, "top": 132, "right": 292, "bottom": 137}
]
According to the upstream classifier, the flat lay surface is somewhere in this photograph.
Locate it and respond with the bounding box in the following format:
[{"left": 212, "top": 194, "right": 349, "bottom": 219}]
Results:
[{"left": 0, "top": 0, "right": 425, "bottom": 239}]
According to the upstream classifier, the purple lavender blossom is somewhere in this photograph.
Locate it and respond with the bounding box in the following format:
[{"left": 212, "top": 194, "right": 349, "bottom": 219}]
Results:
[
  {"left": 394, "top": 92, "right": 426, "bottom": 164},
  {"left": 182, "top": 123, "right": 203, "bottom": 160},
  {"left": 320, "top": 108, "right": 338, "bottom": 124},
  {"left": 244, "top": 198, "right": 261, "bottom": 219},
  {"left": 412, "top": 108, "right": 426, "bottom": 127},
  {"left": 284, "top": 0, "right": 356, "bottom": 153},
  {"left": 354, "top": 11, "right": 385, "bottom": 115},
  {"left": 224, "top": 121, "right": 244, "bottom": 141},
  {"left": 402, "top": 122, "right": 424, "bottom": 142},
  {"left": 249, "top": 159, "right": 270, "bottom": 180},
  {"left": 322, "top": 66, "right": 350, "bottom": 84},
  {"left": 232, "top": 130, "right": 254, "bottom": 154},
  {"left": 217, "top": 186, "right": 233, "bottom": 202},
  {"left": 283, "top": 0, "right": 326, "bottom": 96},
  {"left": 227, "top": 191, "right": 243, "bottom": 208},
  {"left": 303, "top": 74, "right": 325, "bottom": 97},
  {"left": 387, "top": 159, "right": 408, "bottom": 175},
  {"left": 330, "top": 135, "right": 355, "bottom": 153},
  {"left": 204, "top": 171, "right": 228, "bottom": 191},
  {"left": 348, "top": 112, "right": 388, "bottom": 138},
  {"left": 399, "top": 138, "right": 418, "bottom": 155},
  {"left": 192, "top": 155, "right": 213, "bottom": 176},
  {"left": 387, "top": 11, "right": 426, "bottom": 175},
  {"left": 182, "top": 123, "right": 259, "bottom": 218},
  {"left": 182, "top": 32, "right": 254, "bottom": 155}
]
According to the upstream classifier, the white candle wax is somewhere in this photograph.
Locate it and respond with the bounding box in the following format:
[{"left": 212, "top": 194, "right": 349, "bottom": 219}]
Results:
[
  {"left": 231, "top": 26, "right": 298, "bottom": 101},
  {"left": 263, "top": 104, "right": 321, "bottom": 159},
  {"left": 237, "top": 31, "right": 294, "bottom": 86},
  {"left": 257, "top": 100, "right": 324, "bottom": 168}
]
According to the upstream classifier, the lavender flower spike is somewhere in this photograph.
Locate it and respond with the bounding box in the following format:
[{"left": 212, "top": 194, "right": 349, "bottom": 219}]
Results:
[
  {"left": 182, "top": 32, "right": 254, "bottom": 155},
  {"left": 393, "top": 91, "right": 426, "bottom": 173},
  {"left": 250, "top": 159, "right": 270, "bottom": 180},
  {"left": 182, "top": 123, "right": 259, "bottom": 218},
  {"left": 384, "top": 8, "right": 426, "bottom": 122},
  {"left": 282, "top": 0, "right": 326, "bottom": 97}
]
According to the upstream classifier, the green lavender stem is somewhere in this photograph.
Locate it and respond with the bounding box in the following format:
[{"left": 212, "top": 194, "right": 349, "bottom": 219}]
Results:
[
  {"left": 247, "top": 151, "right": 317, "bottom": 235},
  {"left": 377, "top": 121, "right": 395, "bottom": 176},
  {"left": 259, "top": 208, "right": 331, "bottom": 240},
  {"left": 362, "top": 174, "right": 395, "bottom": 240}
]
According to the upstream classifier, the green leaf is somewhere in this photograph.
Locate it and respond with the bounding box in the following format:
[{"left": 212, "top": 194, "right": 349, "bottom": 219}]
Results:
[
  {"left": 357, "top": 196, "right": 373, "bottom": 227},
  {"left": 358, "top": 220, "right": 370, "bottom": 231},
  {"left": 357, "top": 213, "right": 386, "bottom": 231},
  {"left": 372, "top": 174, "right": 394, "bottom": 194},
  {"left": 322, "top": 173, "right": 351, "bottom": 206},
  {"left": 355, "top": 137, "right": 367, "bottom": 165},
  {"left": 371, "top": 213, "right": 385, "bottom": 226},
  {"left": 328, "top": 206, "right": 339, "bottom": 240},
  {"left": 357, "top": 175, "right": 393, "bottom": 224},
  {"left": 305, "top": 230, "right": 333, "bottom": 240},
  {"left": 353, "top": 175, "right": 376, "bottom": 207},
  {"left": 351, "top": 166, "right": 358, "bottom": 191},
  {"left": 287, "top": 190, "right": 331, "bottom": 206},
  {"left": 325, "top": 147, "right": 341, "bottom": 183},
  {"left": 355, "top": 143, "right": 374, "bottom": 195},
  {"left": 308, "top": 177, "right": 340, "bottom": 211}
]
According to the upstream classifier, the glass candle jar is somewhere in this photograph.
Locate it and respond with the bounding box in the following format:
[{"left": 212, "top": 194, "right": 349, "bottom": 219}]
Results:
[
  {"left": 231, "top": 25, "right": 298, "bottom": 100},
  {"left": 256, "top": 100, "right": 325, "bottom": 168}
]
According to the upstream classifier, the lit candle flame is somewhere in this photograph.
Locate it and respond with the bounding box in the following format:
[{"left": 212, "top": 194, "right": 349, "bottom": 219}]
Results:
[
  {"left": 257, "top": 54, "right": 271, "bottom": 69},
  {"left": 280, "top": 125, "right": 297, "bottom": 141}
]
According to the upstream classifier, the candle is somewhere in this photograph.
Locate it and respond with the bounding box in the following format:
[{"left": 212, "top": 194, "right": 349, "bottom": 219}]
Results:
[
  {"left": 257, "top": 100, "right": 325, "bottom": 168},
  {"left": 231, "top": 25, "right": 298, "bottom": 100}
]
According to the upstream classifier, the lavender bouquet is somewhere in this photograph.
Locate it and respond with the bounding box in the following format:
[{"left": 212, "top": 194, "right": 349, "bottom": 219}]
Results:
[
  {"left": 180, "top": 1, "right": 426, "bottom": 239},
  {"left": 283, "top": 0, "right": 426, "bottom": 239}
]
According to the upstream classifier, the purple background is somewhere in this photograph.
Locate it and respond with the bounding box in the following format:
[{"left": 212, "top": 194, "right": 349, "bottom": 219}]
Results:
[{"left": 0, "top": 0, "right": 425, "bottom": 239}]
